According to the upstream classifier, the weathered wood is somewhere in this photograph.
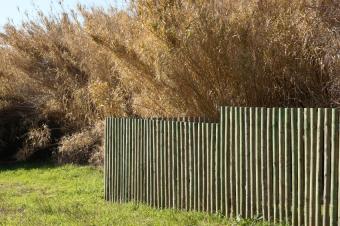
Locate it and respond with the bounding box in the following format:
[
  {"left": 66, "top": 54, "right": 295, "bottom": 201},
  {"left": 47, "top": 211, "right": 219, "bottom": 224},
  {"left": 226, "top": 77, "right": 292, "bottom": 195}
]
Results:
[
  {"left": 239, "top": 108, "right": 244, "bottom": 216},
  {"left": 104, "top": 107, "right": 339, "bottom": 226},
  {"left": 206, "top": 122, "right": 211, "bottom": 212},
  {"left": 189, "top": 122, "right": 193, "bottom": 210},
  {"left": 266, "top": 108, "right": 274, "bottom": 220},
  {"left": 202, "top": 123, "right": 206, "bottom": 211},
  {"left": 104, "top": 118, "right": 108, "bottom": 201},
  {"left": 210, "top": 123, "right": 214, "bottom": 213},
  {"left": 261, "top": 108, "right": 267, "bottom": 220},
  {"left": 224, "top": 107, "right": 229, "bottom": 216},
  {"left": 229, "top": 107, "right": 236, "bottom": 217},
  {"left": 272, "top": 108, "right": 279, "bottom": 223},
  {"left": 284, "top": 108, "right": 290, "bottom": 224},
  {"left": 244, "top": 107, "right": 250, "bottom": 218},
  {"left": 220, "top": 107, "right": 225, "bottom": 215},
  {"left": 175, "top": 121, "right": 180, "bottom": 209},
  {"left": 234, "top": 107, "right": 240, "bottom": 216},
  {"left": 215, "top": 123, "right": 219, "bottom": 213},
  {"left": 278, "top": 108, "right": 284, "bottom": 222},
  {"left": 256, "top": 107, "right": 261, "bottom": 217},
  {"left": 250, "top": 107, "right": 255, "bottom": 218},
  {"left": 180, "top": 121, "right": 185, "bottom": 210},
  {"left": 329, "top": 109, "right": 338, "bottom": 226},
  {"left": 322, "top": 108, "right": 331, "bottom": 226},
  {"left": 303, "top": 109, "right": 310, "bottom": 226},
  {"left": 309, "top": 109, "right": 316, "bottom": 225},
  {"left": 193, "top": 122, "right": 198, "bottom": 211},
  {"left": 315, "top": 109, "right": 322, "bottom": 226},
  {"left": 197, "top": 122, "right": 202, "bottom": 212}
]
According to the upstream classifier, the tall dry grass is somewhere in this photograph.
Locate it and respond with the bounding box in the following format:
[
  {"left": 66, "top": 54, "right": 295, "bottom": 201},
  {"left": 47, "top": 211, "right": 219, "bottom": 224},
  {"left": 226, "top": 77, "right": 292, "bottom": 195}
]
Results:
[{"left": 0, "top": 0, "right": 339, "bottom": 163}]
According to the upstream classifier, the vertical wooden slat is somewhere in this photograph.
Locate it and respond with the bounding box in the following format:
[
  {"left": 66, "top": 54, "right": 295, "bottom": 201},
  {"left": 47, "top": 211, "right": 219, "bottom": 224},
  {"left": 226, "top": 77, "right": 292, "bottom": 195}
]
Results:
[
  {"left": 156, "top": 120, "right": 160, "bottom": 208},
  {"left": 113, "top": 118, "right": 117, "bottom": 202},
  {"left": 329, "top": 109, "right": 338, "bottom": 226},
  {"left": 315, "top": 108, "right": 323, "bottom": 226},
  {"left": 239, "top": 108, "right": 244, "bottom": 217},
  {"left": 235, "top": 107, "right": 240, "bottom": 216},
  {"left": 261, "top": 108, "right": 267, "bottom": 220},
  {"left": 130, "top": 119, "right": 134, "bottom": 202},
  {"left": 284, "top": 108, "right": 291, "bottom": 224},
  {"left": 104, "top": 118, "right": 108, "bottom": 201},
  {"left": 184, "top": 121, "right": 189, "bottom": 210},
  {"left": 146, "top": 119, "right": 149, "bottom": 205},
  {"left": 230, "top": 107, "right": 236, "bottom": 217},
  {"left": 128, "top": 118, "right": 132, "bottom": 202},
  {"left": 272, "top": 108, "right": 279, "bottom": 223},
  {"left": 201, "top": 122, "right": 206, "bottom": 211},
  {"left": 224, "top": 107, "right": 230, "bottom": 217},
  {"left": 152, "top": 119, "right": 158, "bottom": 207},
  {"left": 189, "top": 122, "right": 193, "bottom": 210},
  {"left": 250, "top": 107, "right": 256, "bottom": 218},
  {"left": 210, "top": 123, "right": 214, "bottom": 213},
  {"left": 134, "top": 119, "right": 139, "bottom": 202},
  {"left": 266, "top": 108, "right": 273, "bottom": 221},
  {"left": 110, "top": 118, "right": 114, "bottom": 202},
  {"left": 180, "top": 121, "right": 185, "bottom": 210},
  {"left": 171, "top": 120, "right": 176, "bottom": 209},
  {"left": 290, "top": 109, "right": 298, "bottom": 225},
  {"left": 150, "top": 120, "right": 154, "bottom": 206},
  {"left": 166, "top": 120, "right": 171, "bottom": 208},
  {"left": 163, "top": 120, "right": 167, "bottom": 208},
  {"left": 111, "top": 118, "right": 117, "bottom": 202},
  {"left": 193, "top": 122, "right": 198, "bottom": 211},
  {"left": 309, "top": 108, "right": 317, "bottom": 225},
  {"left": 322, "top": 109, "right": 331, "bottom": 226},
  {"left": 122, "top": 118, "right": 125, "bottom": 203},
  {"left": 278, "top": 108, "right": 284, "bottom": 223},
  {"left": 175, "top": 121, "right": 181, "bottom": 208},
  {"left": 215, "top": 123, "right": 219, "bottom": 213},
  {"left": 220, "top": 107, "right": 225, "bottom": 215},
  {"left": 117, "top": 119, "right": 121, "bottom": 203},
  {"left": 125, "top": 118, "right": 129, "bottom": 202},
  {"left": 297, "top": 108, "right": 304, "bottom": 226},
  {"left": 206, "top": 122, "right": 211, "bottom": 212},
  {"left": 107, "top": 118, "right": 111, "bottom": 201},
  {"left": 198, "top": 122, "right": 202, "bottom": 212},
  {"left": 337, "top": 111, "right": 340, "bottom": 226},
  {"left": 142, "top": 119, "right": 146, "bottom": 203},
  {"left": 169, "top": 120, "right": 173, "bottom": 208},
  {"left": 137, "top": 119, "right": 141, "bottom": 203},
  {"left": 245, "top": 107, "right": 250, "bottom": 218},
  {"left": 255, "top": 107, "right": 261, "bottom": 217},
  {"left": 303, "top": 109, "right": 310, "bottom": 225}
]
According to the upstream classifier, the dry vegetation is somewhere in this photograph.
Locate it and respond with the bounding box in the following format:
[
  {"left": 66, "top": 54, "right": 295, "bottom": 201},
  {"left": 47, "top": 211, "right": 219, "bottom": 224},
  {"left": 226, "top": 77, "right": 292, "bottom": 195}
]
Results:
[{"left": 0, "top": 0, "right": 339, "bottom": 164}]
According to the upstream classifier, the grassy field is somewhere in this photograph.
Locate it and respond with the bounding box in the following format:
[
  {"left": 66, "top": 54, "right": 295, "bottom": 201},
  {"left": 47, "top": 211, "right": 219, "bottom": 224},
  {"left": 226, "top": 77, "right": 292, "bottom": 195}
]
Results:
[{"left": 0, "top": 163, "right": 271, "bottom": 226}]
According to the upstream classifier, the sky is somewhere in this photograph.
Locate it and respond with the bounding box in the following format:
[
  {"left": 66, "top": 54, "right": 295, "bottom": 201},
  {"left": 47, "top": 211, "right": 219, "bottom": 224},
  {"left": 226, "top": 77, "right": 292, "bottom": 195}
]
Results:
[{"left": 0, "top": 0, "right": 126, "bottom": 29}]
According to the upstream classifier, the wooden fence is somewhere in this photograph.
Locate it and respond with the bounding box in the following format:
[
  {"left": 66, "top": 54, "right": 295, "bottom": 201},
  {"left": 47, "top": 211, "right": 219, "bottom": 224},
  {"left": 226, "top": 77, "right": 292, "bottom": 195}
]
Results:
[{"left": 104, "top": 107, "right": 340, "bottom": 226}]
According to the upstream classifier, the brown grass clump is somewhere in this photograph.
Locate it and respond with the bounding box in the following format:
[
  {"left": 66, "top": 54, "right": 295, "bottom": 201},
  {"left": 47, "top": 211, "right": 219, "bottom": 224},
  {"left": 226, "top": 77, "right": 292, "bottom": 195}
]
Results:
[
  {"left": 57, "top": 122, "right": 104, "bottom": 165},
  {"left": 0, "top": 0, "right": 339, "bottom": 164},
  {"left": 16, "top": 125, "right": 51, "bottom": 161}
]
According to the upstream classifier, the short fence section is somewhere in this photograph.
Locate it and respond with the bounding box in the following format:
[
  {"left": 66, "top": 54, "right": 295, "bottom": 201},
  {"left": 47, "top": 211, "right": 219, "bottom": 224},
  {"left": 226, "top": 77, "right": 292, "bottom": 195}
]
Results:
[{"left": 104, "top": 107, "right": 340, "bottom": 226}]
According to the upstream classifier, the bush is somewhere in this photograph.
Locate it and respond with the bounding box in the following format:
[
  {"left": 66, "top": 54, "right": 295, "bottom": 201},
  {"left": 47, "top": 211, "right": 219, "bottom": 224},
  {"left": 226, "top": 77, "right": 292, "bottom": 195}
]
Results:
[
  {"left": 57, "top": 122, "right": 104, "bottom": 165},
  {"left": 0, "top": 0, "right": 338, "bottom": 164}
]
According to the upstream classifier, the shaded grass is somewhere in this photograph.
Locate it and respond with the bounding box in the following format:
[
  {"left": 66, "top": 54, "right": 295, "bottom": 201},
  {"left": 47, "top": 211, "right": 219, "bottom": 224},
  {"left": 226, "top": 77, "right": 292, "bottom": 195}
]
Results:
[{"left": 0, "top": 163, "right": 271, "bottom": 225}]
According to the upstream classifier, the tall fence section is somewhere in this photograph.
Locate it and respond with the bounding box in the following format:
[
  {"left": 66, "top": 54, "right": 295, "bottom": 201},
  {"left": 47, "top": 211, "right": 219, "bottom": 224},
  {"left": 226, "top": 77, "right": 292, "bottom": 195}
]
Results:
[{"left": 104, "top": 107, "right": 340, "bottom": 226}]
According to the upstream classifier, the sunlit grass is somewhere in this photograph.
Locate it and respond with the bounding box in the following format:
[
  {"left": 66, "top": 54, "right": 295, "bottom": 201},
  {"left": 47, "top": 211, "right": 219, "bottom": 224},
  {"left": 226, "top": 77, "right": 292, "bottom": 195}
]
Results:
[{"left": 0, "top": 163, "right": 273, "bottom": 226}]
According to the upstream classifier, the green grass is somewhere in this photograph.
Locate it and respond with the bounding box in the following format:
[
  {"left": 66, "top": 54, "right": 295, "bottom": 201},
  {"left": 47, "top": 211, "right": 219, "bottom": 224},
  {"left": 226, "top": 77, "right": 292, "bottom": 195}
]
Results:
[{"left": 0, "top": 163, "right": 270, "bottom": 226}]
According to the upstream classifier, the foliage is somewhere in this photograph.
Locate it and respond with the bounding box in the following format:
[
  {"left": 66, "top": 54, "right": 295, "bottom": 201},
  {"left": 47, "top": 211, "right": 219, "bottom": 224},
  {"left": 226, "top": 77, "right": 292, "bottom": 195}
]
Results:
[{"left": 0, "top": 0, "right": 339, "bottom": 162}]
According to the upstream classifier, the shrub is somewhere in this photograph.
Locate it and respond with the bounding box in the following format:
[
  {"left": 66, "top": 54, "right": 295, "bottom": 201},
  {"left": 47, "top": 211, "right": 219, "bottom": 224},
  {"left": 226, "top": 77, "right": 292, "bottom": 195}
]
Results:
[
  {"left": 0, "top": 0, "right": 338, "bottom": 164},
  {"left": 57, "top": 122, "right": 104, "bottom": 165}
]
